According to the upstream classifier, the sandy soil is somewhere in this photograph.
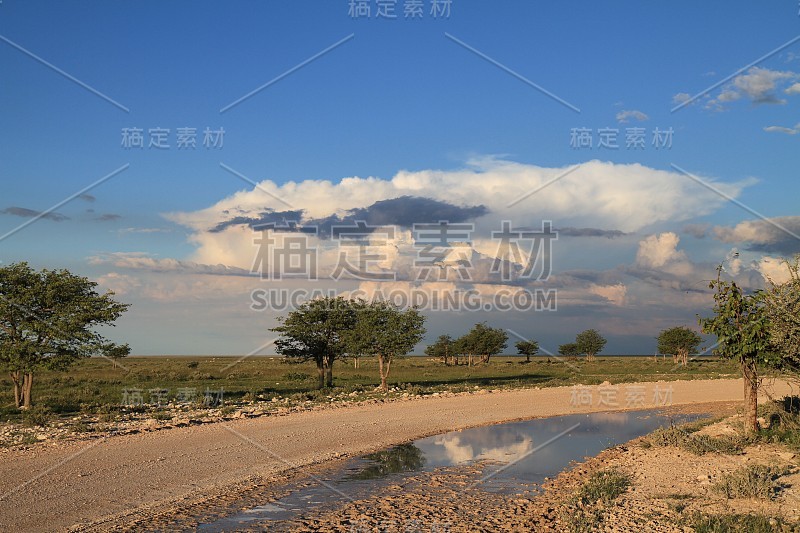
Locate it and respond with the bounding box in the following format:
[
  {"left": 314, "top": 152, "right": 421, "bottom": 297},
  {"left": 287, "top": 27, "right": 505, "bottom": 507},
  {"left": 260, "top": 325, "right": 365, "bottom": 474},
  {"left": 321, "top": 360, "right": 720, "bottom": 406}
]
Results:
[{"left": 0, "top": 377, "right": 793, "bottom": 531}]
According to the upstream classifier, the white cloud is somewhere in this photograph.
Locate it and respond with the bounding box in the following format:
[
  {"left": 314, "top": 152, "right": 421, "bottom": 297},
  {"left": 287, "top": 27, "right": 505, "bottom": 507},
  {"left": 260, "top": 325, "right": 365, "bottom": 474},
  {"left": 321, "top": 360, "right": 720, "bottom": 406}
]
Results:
[
  {"left": 615, "top": 110, "right": 649, "bottom": 123},
  {"left": 89, "top": 252, "right": 251, "bottom": 276},
  {"left": 588, "top": 283, "right": 627, "bottom": 306},
  {"left": 705, "top": 67, "right": 798, "bottom": 109},
  {"left": 785, "top": 82, "right": 800, "bottom": 95},
  {"left": 635, "top": 233, "right": 687, "bottom": 269},
  {"left": 756, "top": 256, "right": 794, "bottom": 284},
  {"left": 712, "top": 216, "right": 800, "bottom": 254},
  {"left": 672, "top": 92, "right": 691, "bottom": 105},
  {"left": 166, "top": 158, "right": 753, "bottom": 275},
  {"left": 763, "top": 125, "right": 799, "bottom": 135}
]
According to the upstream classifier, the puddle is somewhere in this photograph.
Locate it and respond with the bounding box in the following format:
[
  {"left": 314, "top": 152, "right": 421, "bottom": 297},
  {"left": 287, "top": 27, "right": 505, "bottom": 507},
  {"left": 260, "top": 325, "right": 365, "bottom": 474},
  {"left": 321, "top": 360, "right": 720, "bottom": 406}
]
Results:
[{"left": 198, "top": 408, "right": 702, "bottom": 531}]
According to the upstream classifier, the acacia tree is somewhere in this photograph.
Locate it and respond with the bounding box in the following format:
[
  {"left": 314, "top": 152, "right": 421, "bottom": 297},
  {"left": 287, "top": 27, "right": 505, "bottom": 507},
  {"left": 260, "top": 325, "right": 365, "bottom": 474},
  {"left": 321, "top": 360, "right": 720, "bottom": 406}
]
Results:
[
  {"left": 699, "top": 267, "right": 771, "bottom": 434},
  {"left": 515, "top": 339, "right": 539, "bottom": 363},
  {"left": 425, "top": 334, "right": 454, "bottom": 365},
  {"left": 558, "top": 342, "right": 580, "bottom": 360},
  {"left": 575, "top": 329, "right": 607, "bottom": 362},
  {"left": 272, "top": 296, "right": 357, "bottom": 389},
  {"left": 0, "top": 262, "right": 130, "bottom": 408},
  {"left": 762, "top": 256, "right": 800, "bottom": 373},
  {"left": 344, "top": 301, "right": 426, "bottom": 392},
  {"left": 101, "top": 342, "right": 131, "bottom": 369},
  {"left": 457, "top": 323, "right": 507, "bottom": 366},
  {"left": 657, "top": 326, "right": 702, "bottom": 366}
]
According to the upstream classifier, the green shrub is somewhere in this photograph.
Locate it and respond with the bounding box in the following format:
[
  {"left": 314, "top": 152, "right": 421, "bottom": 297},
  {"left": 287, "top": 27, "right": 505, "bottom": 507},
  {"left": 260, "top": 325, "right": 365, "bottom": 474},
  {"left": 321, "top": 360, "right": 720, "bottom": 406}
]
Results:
[{"left": 22, "top": 405, "right": 53, "bottom": 427}]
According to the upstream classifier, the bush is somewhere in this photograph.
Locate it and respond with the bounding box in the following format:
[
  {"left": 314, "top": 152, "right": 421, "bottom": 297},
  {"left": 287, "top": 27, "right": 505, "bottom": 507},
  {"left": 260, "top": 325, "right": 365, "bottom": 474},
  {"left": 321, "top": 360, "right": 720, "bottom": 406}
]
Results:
[
  {"left": 685, "top": 512, "right": 781, "bottom": 533},
  {"left": 757, "top": 396, "right": 800, "bottom": 451},
  {"left": 711, "top": 465, "right": 785, "bottom": 500},
  {"left": 561, "top": 469, "right": 631, "bottom": 531},
  {"left": 573, "top": 469, "right": 631, "bottom": 505},
  {"left": 22, "top": 405, "right": 53, "bottom": 427},
  {"left": 645, "top": 425, "right": 747, "bottom": 455}
]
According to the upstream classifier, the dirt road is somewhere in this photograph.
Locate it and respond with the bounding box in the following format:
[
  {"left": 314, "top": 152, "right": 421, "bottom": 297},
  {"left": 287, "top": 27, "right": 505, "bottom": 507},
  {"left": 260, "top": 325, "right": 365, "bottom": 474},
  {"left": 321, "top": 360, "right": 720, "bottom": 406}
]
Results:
[{"left": 0, "top": 378, "right": 792, "bottom": 531}]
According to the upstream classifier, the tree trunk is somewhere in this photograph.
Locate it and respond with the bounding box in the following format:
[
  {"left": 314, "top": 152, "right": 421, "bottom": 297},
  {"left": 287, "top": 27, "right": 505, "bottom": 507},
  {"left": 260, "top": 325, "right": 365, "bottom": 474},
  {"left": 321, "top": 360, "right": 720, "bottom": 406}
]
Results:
[
  {"left": 378, "top": 354, "right": 387, "bottom": 392},
  {"left": 316, "top": 364, "right": 325, "bottom": 390},
  {"left": 10, "top": 371, "right": 22, "bottom": 408},
  {"left": 378, "top": 354, "right": 393, "bottom": 392},
  {"left": 742, "top": 358, "right": 759, "bottom": 434},
  {"left": 23, "top": 373, "right": 33, "bottom": 408},
  {"left": 325, "top": 364, "right": 333, "bottom": 388},
  {"left": 353, "top": 357, "right": 359, "bottom": 369},
  {"left": 526, "top": 354, "right": 530, "bottom": 363}
]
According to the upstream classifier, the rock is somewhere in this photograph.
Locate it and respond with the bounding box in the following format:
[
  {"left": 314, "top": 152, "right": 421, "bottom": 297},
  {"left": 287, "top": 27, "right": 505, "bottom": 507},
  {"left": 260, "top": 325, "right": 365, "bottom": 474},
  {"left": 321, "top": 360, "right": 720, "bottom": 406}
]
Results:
[{"left": 696, "top": 474, "right": 712, "bottom": 484}]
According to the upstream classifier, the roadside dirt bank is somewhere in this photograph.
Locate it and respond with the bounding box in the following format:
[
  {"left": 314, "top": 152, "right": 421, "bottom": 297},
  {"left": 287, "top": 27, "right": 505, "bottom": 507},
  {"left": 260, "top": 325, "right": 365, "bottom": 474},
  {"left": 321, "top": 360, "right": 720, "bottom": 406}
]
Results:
[{"left": 0, "top": 378, "right": 791, "bottom": 531}]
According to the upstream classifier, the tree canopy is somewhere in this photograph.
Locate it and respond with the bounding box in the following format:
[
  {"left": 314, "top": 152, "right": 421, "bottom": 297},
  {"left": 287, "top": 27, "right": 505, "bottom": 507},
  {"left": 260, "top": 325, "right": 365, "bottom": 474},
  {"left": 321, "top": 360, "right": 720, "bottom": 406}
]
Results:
[
  {"left": 762, "top": 257, "right": 800, "bottom": 372},
  {"left": 657, "top": 326, "right": 702, "bottom": 366},
  {"left": 272, "top": 296, "right": 357, "bottom": 389},
  {"left": 455, "top": 322, "right": 508, "bottom": 365},
  {"left": 343, "top": 301, "right": 425, "bottom": 391},
  {"left": 425, "top": 334, "right": 455, "bottom": 365},
  {"left": 558, "top": 342, "right": 580, "bottom": 359},
  {"left": 575, "top": 329, "right": 607, "bottom": 361},
  {"left": 0, "top": 262, "right": 130, "bottom": 407},
  {"left": 515, "top": 339, "right": 539, "bottom": 362}
]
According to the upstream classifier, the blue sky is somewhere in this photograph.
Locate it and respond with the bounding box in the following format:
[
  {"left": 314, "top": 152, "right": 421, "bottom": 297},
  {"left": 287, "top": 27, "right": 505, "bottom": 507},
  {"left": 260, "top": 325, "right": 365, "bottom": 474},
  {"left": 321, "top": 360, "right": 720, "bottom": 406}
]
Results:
[{"left": 1, "top": 1, "right": 799, "bottom": 355}]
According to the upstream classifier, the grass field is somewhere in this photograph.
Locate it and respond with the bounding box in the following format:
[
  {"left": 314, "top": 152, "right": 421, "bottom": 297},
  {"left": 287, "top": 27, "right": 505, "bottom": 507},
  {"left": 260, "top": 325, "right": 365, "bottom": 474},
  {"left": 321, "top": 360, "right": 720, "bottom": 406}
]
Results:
[{"left": 0, "top": 355, "right": 742, "bottom": 424}]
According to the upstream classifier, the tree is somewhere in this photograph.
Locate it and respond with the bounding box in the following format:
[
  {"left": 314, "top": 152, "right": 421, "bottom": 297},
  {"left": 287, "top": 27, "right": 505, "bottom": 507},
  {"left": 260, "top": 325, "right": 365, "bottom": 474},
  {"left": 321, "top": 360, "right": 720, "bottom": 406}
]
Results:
[
  {"left": 101, "top": 342, "right": 131, "bottom": 369},
  {"left": 425, "top": 334, "right": 454, "bottom": 365},
  {"left": 762, "top": 256, "right": 800, "bottom": 372},
  {"left": 575, "top": 329, "right": 607, "bottom": 362},
  {"left": 456, "top": 323, "right": 508, "bottom": 366},
  {"left": 558, "top": 342, "right": 580, "bottom": 360},
  {"left": 699, "top": 267, "right": 772, "bottom": 434},
  {"left": 272, "top": 296, "right": 358, "bottom": 389},
  {"left": 0, "top": 262, "right": 130, "bottom": 408},
  {"left": 344, "top": 301, "right": 426, "bottom": 392},
  {"left": 515, "top": 339, "right": 539, "bottom": 363},
  {"left": 657, "top": 326, "right": 702, "bottom": 366}
]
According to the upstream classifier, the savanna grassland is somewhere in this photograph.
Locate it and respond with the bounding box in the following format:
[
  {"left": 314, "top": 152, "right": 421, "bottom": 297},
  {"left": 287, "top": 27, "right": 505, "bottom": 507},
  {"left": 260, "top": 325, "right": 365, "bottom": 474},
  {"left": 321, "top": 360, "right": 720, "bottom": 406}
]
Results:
[{"left": 1, "top": 355, "right": 741, "bottom": 430}]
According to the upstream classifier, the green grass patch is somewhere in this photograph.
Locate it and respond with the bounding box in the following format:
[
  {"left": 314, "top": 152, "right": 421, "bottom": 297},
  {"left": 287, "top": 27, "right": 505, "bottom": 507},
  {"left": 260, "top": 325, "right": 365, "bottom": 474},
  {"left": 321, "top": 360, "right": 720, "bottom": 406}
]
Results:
[
  {"left": 0, "top": 355, "right": 742, "bottom": 426},
  {"left": 711, "top": 464, "right": 786, "bottom": 500},
  {"left": 684, "top": 512, "right": 784, "bottom": 533},
  {"left": 562, "top": 469, "right": 631, "bottom": 532},
  {"left": 644, "top": 424, "right": 748, "bottom": 455}
]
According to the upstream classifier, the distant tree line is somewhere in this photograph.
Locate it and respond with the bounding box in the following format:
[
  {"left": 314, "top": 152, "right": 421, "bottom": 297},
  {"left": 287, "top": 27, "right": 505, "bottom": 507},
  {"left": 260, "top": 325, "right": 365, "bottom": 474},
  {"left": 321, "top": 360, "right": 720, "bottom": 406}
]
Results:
[{"left": 424, "top": 323, "right": 508, "bottom": 366}]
